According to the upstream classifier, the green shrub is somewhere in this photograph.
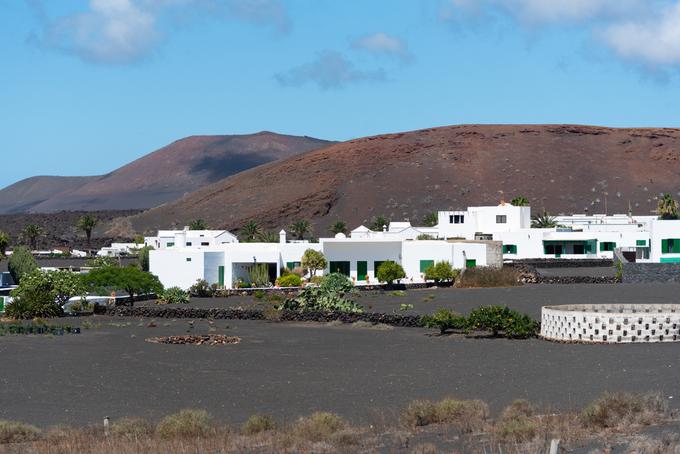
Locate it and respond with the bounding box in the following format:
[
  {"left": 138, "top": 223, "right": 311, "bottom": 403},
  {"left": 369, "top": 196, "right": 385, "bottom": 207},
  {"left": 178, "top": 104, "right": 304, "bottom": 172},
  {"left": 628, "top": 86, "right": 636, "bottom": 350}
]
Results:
[
  {"left": 82, "top": 265, "right": 163, "bottom": 302},
  {"left": 281, "top": 273, "right": 362, "bottom": 313},
  {"left": 253, "top": 289, "right": 265, "bottom": 299},
  {"left": 276, "top": 274, "right": 302, "bottom": 287},
  {"left": 241, "top": 414, "right": 277, "bottom": 435},
  {"left": 580, "top": 392, "right": 667, "bottom": 430},
  {"left": 376, "top": 261, "right": 405, "bottom": 285},
  {"left": 292, "top": 412, "right": 347, "bottom": 442},
  {"left": 138, "top": 246, "right": 153, "bottom": 272},
  {"left": 466, "top": 306, "right": 539, "bottom": 339},
  {"left": 189, "top": 279, "right": 214, "bottom": 297},
  {"left": 0, "top": 419, "right": 41, "bottom": 443},
  {"left": 457, "top": 266, "right": 520, "bottom": 288},
  {"left": 424, "top": 261, "right": 459, "bottom": 283},
  {"left": 156, "top": 409, "right": 213, "bottom": 439},
  {"left": 6, "top": 270, "right": 84, "bottom": 319},
  {"left": 157, "top": 287, "right": 190, "bottom": 305},
  {"left": 111, "top": 417, "right": 154, "bottom": 438},
  {"left": 7, "top": 246, "right": 37, "bottom": 285},
  {"left": 400, "top": 303, "right": 414, "bottom": 311},
  {"left": 391, "top": 290, "right": 406, "bottom": 297},
  {"left": 421, "top": 309, "right": 466, "bottom": 334}
]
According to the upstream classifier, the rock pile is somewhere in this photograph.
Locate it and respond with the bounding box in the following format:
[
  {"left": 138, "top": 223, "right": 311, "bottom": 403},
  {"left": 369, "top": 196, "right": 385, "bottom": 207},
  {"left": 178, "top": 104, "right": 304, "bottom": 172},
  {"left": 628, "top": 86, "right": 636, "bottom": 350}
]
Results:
[{"left": 146, "top": 335, "right": 241, "bottom": 346}]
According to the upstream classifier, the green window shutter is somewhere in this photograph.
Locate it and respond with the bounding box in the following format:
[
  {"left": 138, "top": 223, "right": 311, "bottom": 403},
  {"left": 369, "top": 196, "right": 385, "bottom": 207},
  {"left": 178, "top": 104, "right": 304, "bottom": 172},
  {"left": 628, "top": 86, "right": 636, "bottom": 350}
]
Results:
[
  {"left": 420, "top": 260, "right": 434, "bottom": 273},
  {"left": 599, "top": 242, "right": 604, "bottom": 252},
  {"left": 662, "top": 239, "right": 669, "bottom": 253},
  {"left": 636, "top": 240, "right": 646, "bottom": 246},
  {"left": 218, "top": 266, "right": 225, "bottom": 286},
  {"left": 286, "top": 262, "right": 294, "bottom": 270},
  {"left": 465, "top": 259, "right": 477, "bottom": 268},
  {"left": 511, "top": 245, "right": 517, "bottom": 254},
  {"left": 357, "top": 261, "right": 367, "bottom": 281},
  {"left": 674, "top": 239, "right": 680, "bottom": 253}
]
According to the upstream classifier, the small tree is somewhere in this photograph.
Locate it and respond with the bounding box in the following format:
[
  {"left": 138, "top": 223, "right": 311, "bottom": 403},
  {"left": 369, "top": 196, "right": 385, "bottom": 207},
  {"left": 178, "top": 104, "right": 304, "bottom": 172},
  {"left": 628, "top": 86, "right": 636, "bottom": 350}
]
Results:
[
  {"left": 0, "top": 230, "right": 9, "bottom": 257},
  {"left": 82, "top": 265, "right": 163, "bottom": 302},
  {"left": 7, "top": 246, "right": 38, "bottom": 285},
  {"left": 77, "top": 215, "right": 98, "bottom": 249},
  {"left": 189, "top": 219, "right": 208, "bottom": 230},
  {"left": 241, "top": 221, "right": 261, "bottom": 242},
  {"left": 376, "top": 261, "right": 405, "bottom": 285},
  {"left": 301, "top": 249, "right": 326, "bottom": 277},
  {"left": 21, "top": 224, "right": 43, "bottom": 250},
  {"left": 290, "top": 220, "right": 312, "bottom": 240},
  {"left": 329, "top": 220, "right": 348, "bottom": 236},
  {"left": 531, "top": 211, "right": 558, "bottom": 228},
  {"left": 510, "top": 196, "right": 529, "bottom": 207},
  {"left": 370, "top": 216, "right": 388, "bottom": 231},
  {"left": 7, "top": 269, "right": 84, "bottom": 319},
  {"left": 138, "top": 245, "right": 153, "bottom": 272},
  {"left": 422, "top": 212, "right": 438, "bottom": 227},
  {"left": 424, "top": 261, "right": 458, "bottom": 283},
  {"left": 657, "top": 193, "right": 679, "bottom": 220}
]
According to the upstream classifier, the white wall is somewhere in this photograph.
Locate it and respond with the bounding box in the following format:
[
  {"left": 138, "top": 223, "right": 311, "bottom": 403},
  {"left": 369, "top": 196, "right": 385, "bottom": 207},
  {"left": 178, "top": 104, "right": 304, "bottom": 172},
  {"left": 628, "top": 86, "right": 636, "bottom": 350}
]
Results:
[
  {"left": 320, "top": 240, "right": 402, "bottom": 283},
  {"left": 150, "top": 249, "right": 215, "bottom": 290},
  {"left": 650, "top": 219, "right": 680, "bottom": 262}
]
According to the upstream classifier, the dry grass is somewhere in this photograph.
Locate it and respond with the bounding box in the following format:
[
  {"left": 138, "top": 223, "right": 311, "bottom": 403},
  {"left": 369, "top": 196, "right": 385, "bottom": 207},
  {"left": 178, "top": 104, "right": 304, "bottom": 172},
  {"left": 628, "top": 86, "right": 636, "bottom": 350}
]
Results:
[
  {"left": 291, "top": 412, "right": 348, "bottom": 442},
  {"left": 457, "top": 266, "right": 521, "bottom": 288},
  {"left": 110, "top": 417, "right": 153, "bottom": 438},
  {"left": 155, "top": 409, "right": 213, "bottom": 439},
  {"left": 580, "top": 392, "right": 668, "bottom": 430},
  {"left": 241, "top": 414, "right": 276, "bottom": 435},
  {"left": 401, "top": 397, "right": 489, "bottom": 432},
  {"left": 0, "top": 420, "right": 40, "bottom": 444}
]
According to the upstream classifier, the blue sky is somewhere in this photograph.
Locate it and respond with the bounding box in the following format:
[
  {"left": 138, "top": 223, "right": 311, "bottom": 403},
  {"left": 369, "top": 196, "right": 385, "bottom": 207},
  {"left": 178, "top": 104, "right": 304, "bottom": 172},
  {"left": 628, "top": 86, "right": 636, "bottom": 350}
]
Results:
[{"left": 2, "top": 0, "right": 680, "bottom": 188}]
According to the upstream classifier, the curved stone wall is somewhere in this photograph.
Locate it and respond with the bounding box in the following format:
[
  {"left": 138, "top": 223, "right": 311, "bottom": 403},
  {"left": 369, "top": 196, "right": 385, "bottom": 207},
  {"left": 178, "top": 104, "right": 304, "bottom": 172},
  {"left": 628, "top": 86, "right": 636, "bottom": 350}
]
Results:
[{"left": 541, "top": 304, "right": 680, "bottom": 343}]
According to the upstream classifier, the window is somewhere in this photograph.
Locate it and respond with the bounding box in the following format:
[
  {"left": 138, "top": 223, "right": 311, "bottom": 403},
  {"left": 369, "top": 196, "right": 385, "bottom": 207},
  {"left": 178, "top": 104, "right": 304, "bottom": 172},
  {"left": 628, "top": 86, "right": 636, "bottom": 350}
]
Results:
[
  {"left": 496, "top": 215, "right": 507, "bottom": 224},
  {"left": 662, "top": 239, "right": 680, "bottom": 254},
  {"left": 465, "top": 259, "right": 476, "bottom": 268},
  {"left": 599, "top": 242, "right": 616, "bottom": 252},
  {"left": 286, "top": 261, "right": 301, "bottom": 270},
  {"left": 329, "top": 261, "right": 350, "bottom": 276},
  {"left": 419, "top": 260, "right": 434, "bottom": 273},
  {"left": 357, "top": 261, "right": 367, "bottom": 281},
  {"left": 201, "top": 242, "right": 209, "bottom": 246},
  {"left": 167, "top": 242, "right": 175, "bottom": 247},
  {"left": 573, "top": 244, "right": 585, "bottom": 255},
  {"left": 374, "top": 261, "right": 385, "bottom": 275},
  {"left": 449, "top": 214, "right": 464, "bottom": 224},
  {"left": 502, "top": 245, "right": 517, "bottom": 254},
  {"left": 636, "top": 239, "right": 647, "bottom": 246},
  {"left": 186, "top": 242, "right": 192, "bottom": 246},
  {"left": 186, "top": 258, "right": 192, "bottom": 262}
]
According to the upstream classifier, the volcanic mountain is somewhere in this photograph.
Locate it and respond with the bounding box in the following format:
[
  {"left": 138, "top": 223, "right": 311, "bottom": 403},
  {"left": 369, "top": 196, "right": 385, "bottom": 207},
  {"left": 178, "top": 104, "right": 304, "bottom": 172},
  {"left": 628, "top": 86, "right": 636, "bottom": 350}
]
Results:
[
  {"left": 0, "top": 132, "right": 333, "bottom": 213},
  {"left": 127, "top": 124, "right": 680, "bottom": 234}
]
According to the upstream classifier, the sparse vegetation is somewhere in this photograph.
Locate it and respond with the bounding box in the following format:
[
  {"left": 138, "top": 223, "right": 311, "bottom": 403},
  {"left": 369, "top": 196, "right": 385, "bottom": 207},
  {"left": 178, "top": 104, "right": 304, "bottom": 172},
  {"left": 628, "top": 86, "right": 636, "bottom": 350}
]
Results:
[
  {"left": 292, "top": 412, "right": 347, "bottom": 442},
  {"left": 156, "top": 409, "right": 213, "bottom": 439},
  {"left": 401, "top": 397, "right": 489, "bottom": 432},
  {"left": 241, "top": 414, "right": 277, "bottom": 435},
  {"left": 157, "top": 287, "right": 190, "bottom": 305},
  {"left": 580, "top": 392, "right": 667, "bottom": 430},
  {"left": 111, "top": 417, "right": 154, "bottom": 438},
  {"left": 0, "top": 419, "right": 41, "bottom": 443},
  {"left": 416, "top": 233, "right": 435, "bottom": 240},
  {"left": 456, "top": 266, "right": 520, "bottom": 288}
]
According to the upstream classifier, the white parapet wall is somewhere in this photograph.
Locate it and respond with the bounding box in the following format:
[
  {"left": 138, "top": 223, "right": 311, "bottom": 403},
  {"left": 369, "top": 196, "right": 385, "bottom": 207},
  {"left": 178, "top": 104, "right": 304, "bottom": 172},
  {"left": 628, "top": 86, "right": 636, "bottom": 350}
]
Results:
[{"left": 541, "top": 304, "right": 680, "bottom": 343}]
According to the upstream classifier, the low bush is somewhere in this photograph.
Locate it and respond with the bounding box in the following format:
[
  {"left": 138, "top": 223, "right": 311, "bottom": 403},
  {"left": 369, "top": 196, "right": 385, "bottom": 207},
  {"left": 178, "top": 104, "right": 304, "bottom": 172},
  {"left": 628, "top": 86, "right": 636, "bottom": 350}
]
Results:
[
  {"left": 0, "top": 419, "right": 41, "bottom": 443},
  {"left": 156, "top": 410, "right": 213, "bottom": 439},
  {"left": 466, "top": 306, "right": 539, "bottom": 339},
  {"left": 276, "top": 274, "right": 302, "bottom": 287},
  {"left": 189, "top": 279, "right": 214, "bottom": 297},
  {"left": 156, "top": 287, "right": 189, "bottom": 305},
  {"left": 281, "top": 273, "right": 362, "bottom": 313},
  {"left": 494, "top": 400, "right": 537, "bottom": 443},
  {"left": 457, "top": 266, "right": 520, "bottom": 288},
  {"left": 401, "top": 397, "right": 488, "bottom": 432},
  {"left": 580, "top": 392, "right": 667, "bottom": 430},
  {"left": 421, "top": 309, "right": 467, "bottom": 334},
  {"left": 111, "top": 417, "right": 154, "bottom": 438},
  {"left": 376, "top": 261, "right": 406, "bottom": 285},
  {"left": 241, "top": 414, "right": 276, "bottom": 435},
  {"left": 424, "top": 261, "right": 459, "bottom": 283},
  {"left": 292, "top": 412, "right": 347, "bottom": 442}
]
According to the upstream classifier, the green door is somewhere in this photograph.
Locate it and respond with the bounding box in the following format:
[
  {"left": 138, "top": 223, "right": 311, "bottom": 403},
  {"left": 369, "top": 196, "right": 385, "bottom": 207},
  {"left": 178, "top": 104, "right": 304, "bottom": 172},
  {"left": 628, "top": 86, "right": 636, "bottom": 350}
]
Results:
[
  {"left": 0, "top": 296, "right": 4, "bottom": 313},
  {"left": 357, "top": 261, "right": 367, "bottom": 281},
  {"left": 218, "top": 266, "right": 225, "bottom": 286},
  {"left": 465, "top": 259, "right": 476, "bottom": 268},
  {"left": 329, "top": 261, "right": 350, "bottom": 276}
]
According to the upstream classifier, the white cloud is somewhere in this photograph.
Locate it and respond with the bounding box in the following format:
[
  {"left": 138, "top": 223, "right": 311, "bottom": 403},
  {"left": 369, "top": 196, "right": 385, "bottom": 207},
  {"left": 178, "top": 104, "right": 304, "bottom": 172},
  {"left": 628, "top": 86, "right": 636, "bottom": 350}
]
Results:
[
  {"left": 275, "top": 51, "right": 386, "bottom": 90},
  {"left": 30, "top": 0, "right": 290, "bottom": 65},
  {"left": 351, "top": 32, "right": 413, "bottom": 62},
  {"left": 602, "top": 2, "right": 680, "bottom": 66}
]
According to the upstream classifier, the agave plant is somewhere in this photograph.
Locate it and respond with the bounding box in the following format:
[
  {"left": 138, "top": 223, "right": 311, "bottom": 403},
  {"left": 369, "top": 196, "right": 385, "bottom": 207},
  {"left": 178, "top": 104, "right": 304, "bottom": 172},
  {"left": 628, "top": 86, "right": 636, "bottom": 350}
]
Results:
[{"left": 531, "top": 211, "right": 558, "bottom": 228}]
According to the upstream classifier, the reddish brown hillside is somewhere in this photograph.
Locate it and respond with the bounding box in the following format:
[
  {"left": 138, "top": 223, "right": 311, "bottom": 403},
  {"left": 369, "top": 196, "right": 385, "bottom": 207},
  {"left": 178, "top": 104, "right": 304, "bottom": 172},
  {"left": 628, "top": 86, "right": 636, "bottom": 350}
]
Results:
[
  {"left": 127, "top": 125, "right": 680, "bottom": 234},
  {"left": 2, "top": 132, "right": 332, "bottom": 213}
]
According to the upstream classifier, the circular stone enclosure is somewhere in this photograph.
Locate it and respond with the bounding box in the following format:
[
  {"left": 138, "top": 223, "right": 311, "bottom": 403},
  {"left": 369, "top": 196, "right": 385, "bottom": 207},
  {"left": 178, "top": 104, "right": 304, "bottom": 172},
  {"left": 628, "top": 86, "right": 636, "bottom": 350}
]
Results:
[{"left": 541, "top": 304, "right": 680, "bottom": 343}]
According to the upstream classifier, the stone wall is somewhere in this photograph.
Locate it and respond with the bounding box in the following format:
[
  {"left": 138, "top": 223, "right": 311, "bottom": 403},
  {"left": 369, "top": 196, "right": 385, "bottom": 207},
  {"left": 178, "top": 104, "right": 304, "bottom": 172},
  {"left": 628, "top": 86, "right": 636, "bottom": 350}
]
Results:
[
  {"left": 541, "top": 304, "right": 680, "bottom": 343},
  {"left": 622, "top": 263, "right": 680, "bottom": 284}
]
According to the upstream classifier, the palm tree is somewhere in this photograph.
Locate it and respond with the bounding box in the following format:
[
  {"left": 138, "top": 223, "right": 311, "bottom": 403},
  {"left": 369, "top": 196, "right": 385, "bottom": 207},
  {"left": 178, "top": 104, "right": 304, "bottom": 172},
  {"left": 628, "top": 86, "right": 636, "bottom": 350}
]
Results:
[
  {"left": 189, "top": 219, "right": 207, "bottom": 230},
  {"left": 290, "top": 220, "right": 311, "bottom": 240},
  {"left": 329, "top": 220, "right": 348, "bottom": 235},
  {"left": 257, "top": 230, "right": 278, "bottom": 243},
  {"left": 370, "top": 216, "right": 389, "bottom": 231},
  {"left": 0, "top": 230, "right": 9, "bottom": 257},
  {"left": 77, "top": 215, "right": 98, "bottom": 249},
  {"left": 422, "top": 212, "right": 438, "bottom": 227},
  {"left": 531, "top": 211, "right": 558, "bottom": 228},
  {"left": 22, "top": 224, "right": 43, "bottom": 250},
  {"left": 657, "top": 193, "right": 679, "bottom": 220},
  {"left": 511, "top": 196, "right": 529, "bottom": 207},
  {"left": 241, "top": 221, "right": 261, "bottom": 242}
]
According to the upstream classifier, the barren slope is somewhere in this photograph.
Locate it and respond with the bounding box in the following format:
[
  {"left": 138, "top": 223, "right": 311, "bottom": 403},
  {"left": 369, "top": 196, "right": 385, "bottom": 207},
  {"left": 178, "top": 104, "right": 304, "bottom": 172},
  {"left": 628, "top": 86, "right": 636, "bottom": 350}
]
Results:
[
  {"left": 1, "top": 132, "right": 332, "bottom": 213},
  {"left": 127, "top": 124, "right": 680, "bottom": 234},
  {"left": 0, "top": 176, "right": 100, "bottom": 214}
]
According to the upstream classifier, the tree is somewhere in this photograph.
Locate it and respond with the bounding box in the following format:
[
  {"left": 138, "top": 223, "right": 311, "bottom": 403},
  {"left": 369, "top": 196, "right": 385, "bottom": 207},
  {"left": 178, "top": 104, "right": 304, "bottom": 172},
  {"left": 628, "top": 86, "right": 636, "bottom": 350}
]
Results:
[
  {"left": 138, "top": 245, "right": 154, "bottom": 272},
  {"left": 21, "top": 224, "right": 43, "bottom": 250},
  {"left": 301, "top": 249, "right": 327, "bottom": 277},
  {"left": 7, "top": 269, "right": 84, "bottom": 319},
  {"left": 329, "top": 220, "right": 348, "bottom": 236},
  {"left": 77, "top": 215, "right": 98, "bottom": 249},
  {"left": 0, "top": 230, "right": 9, "bottom": 257},
  {"left": 257, "top": 230, "right": 279, "bottom": 243},
  {"left": 7, "top": 246, "right": 37, "bottom": 285},
  {"left": 189, "top": 219, "right": 208, "bottom": 230},
  {"left": 376, "top": 261, "right": 405, "bottom": 285},
  {"left": 241, "top": 221, "right": 261, "bottom": 242},
  {"left": 422, "top": 212, "right": 438, "bottom": 227},
  {"left": 531, "top": 211, "right": 558, "bottom": 228},
  {"left": 657, "top": 193, "right": 679, "bottom": 220},
  {"left": 290, "top": 220, "right": 311, "bottom": 240},
  {"left": 511, "top": 196, "right": 529, "bottom": 207},
  {"left": 424, "top": 261, "right": 458, "bottom": 283},
  {"left": 370, "top": 216, "right": 389, "bottom": 232},
  {"left": 82, "top": 265, "right": 163, "bottom": 302}
]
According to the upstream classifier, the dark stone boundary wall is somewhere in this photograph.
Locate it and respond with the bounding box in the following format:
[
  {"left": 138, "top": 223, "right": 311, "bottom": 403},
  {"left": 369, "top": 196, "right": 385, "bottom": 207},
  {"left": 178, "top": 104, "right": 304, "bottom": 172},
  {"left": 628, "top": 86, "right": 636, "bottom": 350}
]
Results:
[
  {"left": 622, "top": 263, "right": 680, "bottom": 284},
  {"left": 509, "top": 263, "right": 619, "bottom": 285},
  {"left": 94, "top": 306, "right": 424, "bottom": 328},
  {"left": 509, "top": 259, "right": 613, "bottom": 268}
]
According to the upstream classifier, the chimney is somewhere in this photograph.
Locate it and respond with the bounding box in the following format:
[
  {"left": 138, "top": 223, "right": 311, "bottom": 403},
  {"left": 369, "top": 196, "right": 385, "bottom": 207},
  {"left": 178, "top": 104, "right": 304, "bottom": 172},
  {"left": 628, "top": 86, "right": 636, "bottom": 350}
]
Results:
[{"left": 279, "top": 229, "right": 287, "bottom": 244}]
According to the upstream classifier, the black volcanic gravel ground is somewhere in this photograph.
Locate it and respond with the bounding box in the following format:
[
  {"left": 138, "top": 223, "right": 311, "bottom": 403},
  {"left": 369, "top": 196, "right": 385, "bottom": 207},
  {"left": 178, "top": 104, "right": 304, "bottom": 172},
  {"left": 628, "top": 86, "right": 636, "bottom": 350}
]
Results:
[{"left": 2, "top": 283, "right": 680, "bottom": 428}]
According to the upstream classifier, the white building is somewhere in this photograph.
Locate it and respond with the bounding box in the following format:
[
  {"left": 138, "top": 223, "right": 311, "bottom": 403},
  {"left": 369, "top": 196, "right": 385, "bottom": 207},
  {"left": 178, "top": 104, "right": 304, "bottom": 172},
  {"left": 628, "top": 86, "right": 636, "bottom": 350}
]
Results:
[{"left": 144, "top": 228, "right": 238, "bottom": 250}]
